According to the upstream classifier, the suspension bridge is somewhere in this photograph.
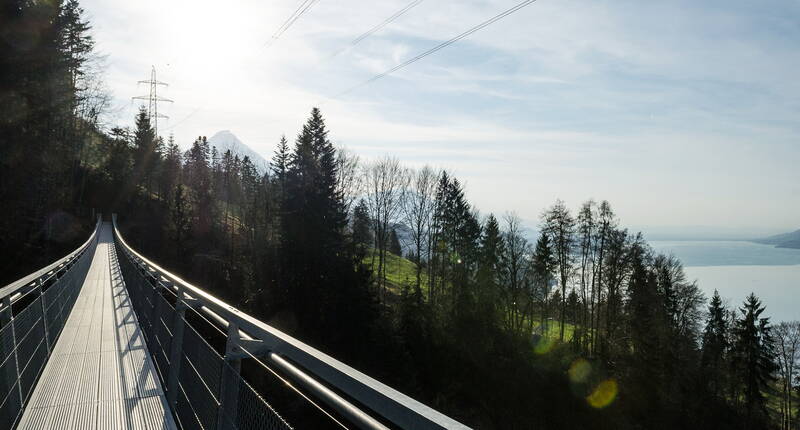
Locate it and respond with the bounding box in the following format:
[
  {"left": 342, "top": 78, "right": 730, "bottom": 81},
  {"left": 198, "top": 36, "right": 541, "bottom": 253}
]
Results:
[{"left": 0, "top": 216, "right": 469, "bottom": 430}]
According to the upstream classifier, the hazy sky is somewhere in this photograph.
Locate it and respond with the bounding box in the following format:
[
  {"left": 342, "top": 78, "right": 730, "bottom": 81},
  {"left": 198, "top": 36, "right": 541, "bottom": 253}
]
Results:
[{"left": 82, "top": 0, "right": 800, "bottom": 236}]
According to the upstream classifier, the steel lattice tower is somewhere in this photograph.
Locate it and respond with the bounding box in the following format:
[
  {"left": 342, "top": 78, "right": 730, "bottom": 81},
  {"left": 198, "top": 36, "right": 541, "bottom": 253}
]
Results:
[{"left": 132, "top": 66, "right": 173, "bottom": 136}]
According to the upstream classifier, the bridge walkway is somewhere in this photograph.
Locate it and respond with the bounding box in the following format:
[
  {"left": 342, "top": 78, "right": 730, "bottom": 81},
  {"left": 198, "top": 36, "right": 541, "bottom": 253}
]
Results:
[{"left": 16, "top": 222, "right": 177, "bottom": 429}]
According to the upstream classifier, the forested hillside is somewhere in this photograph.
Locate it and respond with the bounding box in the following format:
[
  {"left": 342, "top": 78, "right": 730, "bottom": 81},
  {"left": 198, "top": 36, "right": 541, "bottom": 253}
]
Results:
[
  {"left": 2, "top": 1, "right": 798, "bottom": 429},
  {"left": 757, "top": 230, "right": 800, "bottom": 250}
]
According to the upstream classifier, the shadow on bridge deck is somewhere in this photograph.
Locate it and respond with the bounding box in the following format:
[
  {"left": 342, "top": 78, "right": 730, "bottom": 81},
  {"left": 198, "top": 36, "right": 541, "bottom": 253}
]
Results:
[{"left": 16, "top": 222, "right": 176, "bottom": 429}]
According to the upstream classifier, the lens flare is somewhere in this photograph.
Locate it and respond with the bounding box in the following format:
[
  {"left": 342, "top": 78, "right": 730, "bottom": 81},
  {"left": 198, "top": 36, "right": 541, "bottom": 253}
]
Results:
[
  {"left": 533, "top": 336, "right": 555, "bottom": 355},
  {"left": 568, "top": 359, "right": 591, "bottom": 383},
  {"left": 586, "top": 379, "right": 618, "bottom": 409}
]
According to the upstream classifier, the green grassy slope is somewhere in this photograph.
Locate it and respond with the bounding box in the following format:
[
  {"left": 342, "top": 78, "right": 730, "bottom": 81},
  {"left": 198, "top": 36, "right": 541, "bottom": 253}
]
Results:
[
  {"left": 363, "top": 249, "right": 428, "bottom": 294},
  {"left": 363, "top": 248, "right": 578, "bottom": 341}
]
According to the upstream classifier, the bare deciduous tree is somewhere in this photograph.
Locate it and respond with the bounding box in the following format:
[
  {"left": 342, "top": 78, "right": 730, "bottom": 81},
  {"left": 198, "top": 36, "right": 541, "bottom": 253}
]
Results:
[
  {"left": 775, "top": 321, "right": 800, "bottom": 430},
  {"left": 363, "top": 156, "right": 409, "bottom": 300},
  {"left": 542, "top": 200, "right": 575, "bottom": 341},
  {"left": 335, "top": 147, "right": 362, "bottom": 217},
  {"left": 576, "top": 200, "right": 596, "bottom": 351},
  {"left": 590, "top": 200, "right": 616, "bottom": 355},
  {"left": 500, "top": 212, "right": 532, "bottom": 335},
  {"left": 402, "top": 165, "right": 438, "bottom": 296}
]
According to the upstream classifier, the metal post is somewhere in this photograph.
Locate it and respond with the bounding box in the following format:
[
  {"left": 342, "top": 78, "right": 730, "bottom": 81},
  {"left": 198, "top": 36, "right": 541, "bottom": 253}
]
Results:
[
  {"left": 216, "top": 321, "right": 242, "bottom": 430},
  {"left": 2, "top": 296, "right": 24, "bottom": 413},
  {"left": 166, "top": 286, "right": 188, "bottom": 407},
  {"left": 37, "top": 280, "right": 51, "bottom": 354}
]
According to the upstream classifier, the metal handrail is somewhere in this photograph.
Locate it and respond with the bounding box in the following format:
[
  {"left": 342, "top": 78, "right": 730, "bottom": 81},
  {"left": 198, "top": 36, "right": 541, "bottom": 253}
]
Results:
[
  {"left": 112, "top": 214, "right": 470, "bottom": 430},
  {"left": 0, "top": 216, "right": 101, "bottom": 307},
  {"left": 0, "top": 215, "right": 101, "bottom": 429}
]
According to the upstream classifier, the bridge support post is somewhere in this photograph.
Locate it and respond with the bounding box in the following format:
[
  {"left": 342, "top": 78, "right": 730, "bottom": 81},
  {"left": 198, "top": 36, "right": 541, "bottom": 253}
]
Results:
[
  {"left": 166, "top": 286, "right": 188, "bottom": 408},
  {"left": 146, "top": 269, "right": 160, "bottom": 336},
  {"left": 2, "top": 296, "right": 24, "bottom": 418},
  {"left": 37, "top": 280, "right": 51, "bottom": 354},
  {"left": 216, "top": 321, "right": 242, "bottom": 430}
]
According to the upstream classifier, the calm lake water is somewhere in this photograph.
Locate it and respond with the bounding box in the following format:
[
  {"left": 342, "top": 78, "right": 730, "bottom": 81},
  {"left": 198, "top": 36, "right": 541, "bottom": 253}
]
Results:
[{"left": 649, "top": 241, "right": 800, "bottom": 322}]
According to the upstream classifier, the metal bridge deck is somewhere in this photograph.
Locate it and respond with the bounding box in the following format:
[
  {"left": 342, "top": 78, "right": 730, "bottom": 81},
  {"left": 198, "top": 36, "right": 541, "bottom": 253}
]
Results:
[{"left": 16, "top": 223, "right": 177, "bottom": 429}]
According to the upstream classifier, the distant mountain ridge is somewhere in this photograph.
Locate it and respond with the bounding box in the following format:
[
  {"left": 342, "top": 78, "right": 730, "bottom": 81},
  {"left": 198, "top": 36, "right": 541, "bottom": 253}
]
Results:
[
  {"left": 208, "top": 130, "right": 269, "bottom": 173},
  {"left": 754, "top": 229, "right": 800, "bottom": 249}
]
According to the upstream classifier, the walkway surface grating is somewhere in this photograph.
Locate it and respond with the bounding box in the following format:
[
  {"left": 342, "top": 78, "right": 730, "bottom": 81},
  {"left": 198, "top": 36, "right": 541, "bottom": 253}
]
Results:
[{"left": 16, "top": 223, "right": 177, "bottom": 429}]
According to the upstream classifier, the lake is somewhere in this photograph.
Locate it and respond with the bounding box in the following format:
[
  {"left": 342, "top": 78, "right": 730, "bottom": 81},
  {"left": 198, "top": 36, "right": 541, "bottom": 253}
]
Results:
[{"left": 649, "top": 241, "right": 800, "bottom": 323}]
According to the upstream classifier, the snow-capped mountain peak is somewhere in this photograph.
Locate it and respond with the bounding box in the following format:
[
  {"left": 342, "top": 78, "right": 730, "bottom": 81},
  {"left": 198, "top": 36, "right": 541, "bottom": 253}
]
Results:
[{"left": 207, "top": 130, "right": 269, "bottom": 173}]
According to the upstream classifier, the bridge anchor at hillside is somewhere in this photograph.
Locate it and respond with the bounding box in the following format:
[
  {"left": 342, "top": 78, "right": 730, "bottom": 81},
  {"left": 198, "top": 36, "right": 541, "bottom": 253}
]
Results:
[{"left": 0, "top": 215, "right": 470, "bottom": 430}]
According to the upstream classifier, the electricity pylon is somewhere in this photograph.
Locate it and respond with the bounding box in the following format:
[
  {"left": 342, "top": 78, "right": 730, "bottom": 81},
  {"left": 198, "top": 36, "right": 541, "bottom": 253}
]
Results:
[{"left": 132, "top": 66, "right": 173, "bottom": 136}]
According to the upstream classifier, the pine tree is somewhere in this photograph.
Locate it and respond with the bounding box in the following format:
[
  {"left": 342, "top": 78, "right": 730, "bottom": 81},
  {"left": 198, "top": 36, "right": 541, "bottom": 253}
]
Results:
[
  {"left": 626, "top": 243, "right": 665, "bottom": 427},
  {"left": 477, "top": 214, "right": 504, "bottom": 320},
  {"left": 184, "top": 136, "right": 213, "bottom": 236},
  {"left": 57, "top": 0, "right": 94, "bottom": 101},
  {"left": 531, "top": 233, "right": 556, "bottom": 334},
  {"left": 701, "top": 290, "right": 730, "bottom": 398},
  {"left": 160, "top": 134, "right": 182, "bottom": 203},
  {"left": 103, "top": 127, "right": 133, "bottom": 203},
  {"left": 732, "top": 293, "right": 776, "bottom": 426},
  {"left": 389, "top": 228, "right": 402, "bottom": 257},
  {"left": 131, "top": 107, "right": 158, "bottom": 196},
  {"left": 170, "top": 184, "right": 191, "bottom": 259},
  {"left": 351, "top": 199, "right": 372, "bottom": 255},
  {"left": 281, "top": 108, "right": 372, "bottom": 347},
  {"left": 271, "top": 134, "right": 290, "bottom": 188}
]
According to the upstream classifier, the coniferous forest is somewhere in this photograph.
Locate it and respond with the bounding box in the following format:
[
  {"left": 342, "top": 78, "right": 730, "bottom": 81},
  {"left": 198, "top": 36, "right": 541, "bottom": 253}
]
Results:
[{"left": 2, "top": 1, "right": 799, "bottom": 429}]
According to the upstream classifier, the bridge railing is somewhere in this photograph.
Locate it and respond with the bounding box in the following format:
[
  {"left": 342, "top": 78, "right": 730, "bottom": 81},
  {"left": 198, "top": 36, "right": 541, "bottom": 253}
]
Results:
[
  {"left": 0, "top": 216, "right": 101, "bottom": 429},
  {"left": 112, "top": 215, "right": 470, "bottom": 430}
]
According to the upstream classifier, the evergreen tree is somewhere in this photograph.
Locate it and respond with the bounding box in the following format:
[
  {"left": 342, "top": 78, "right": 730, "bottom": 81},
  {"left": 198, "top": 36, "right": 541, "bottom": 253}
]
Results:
[
  {"left": 184, "top": 136, "right": 213, "bottom": 236},
  {"left": 476, "top": 214, "right": 504, "bottom": 320},
  {"left": 57, "top": 0, "right": 94, "bottom": 102},
  {"left": 389, "top": 228, "right": 403, "bottom": 256},
  {"left": 271, "top": 134, "right": 290, "bottom": 187},
  {"left": 428, "top": 174, "right": 482, "bottom": 314},
  {"left": 160, "top": 134, "right": 182, "bottom": 202},
  {"left": 732, "top": 293, "right": 777, "bottom": 427},
  {"left": 351, "top": 199, "right": 372, "bottom": 256},
  {"left": 702, "top": 290, "right": 730, "bottom": 398},
  {"left": 170, "top": 184, "right": 191, "bottom": 259},
  {"left": 131, "top": 106, "right": 159, "bottom": 195},
  {"left": 281, "top": 108, "right": 374, "bottom": 349},
  {"left": 626, "top": 243, "right": 665, "bottom": 428},
  {"left": 531, "top": 233, "right": 557, "bottom": 333}
]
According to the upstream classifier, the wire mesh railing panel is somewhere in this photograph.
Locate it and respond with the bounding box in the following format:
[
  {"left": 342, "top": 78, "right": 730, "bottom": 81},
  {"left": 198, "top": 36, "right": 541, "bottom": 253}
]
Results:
[
  {"left": 44, "top": 295, "right": 61, "bottom": 334},
  {"left": 219, "top": 364, "right": 292, "bottom": 430},
  {"left": 0, "top": 337, "right": 18, "bottom": 404},
  {"left": 178, "top": 354, "right": 219, "bottom": 429},
  {"left": 16, "top": 319, "right": 44, "bottom": 372},
  {"left": 175, "top": 384, "right": 204, "bottom": 430},
  {"left": 0, "top": 219, "right": 99, "bottom": 430},
  {"left": 114, "top": 242, "right": 292, "bottom": 430},
  {"left": 151, "top": 293, "right": 175, "bottom": 382},
  {"left": 12, "top": 297, "right": 42, "bottom": 344},
  {"left": 0, "top": 381, "right": 21, "bottom": 430},
  {"left": 18, "top": 336, "right": 46, "bottom": 402},
  {"left": 112, "top": 215, "right": 468, "bottom": 430},
  {"left": 42, "top": 280, "right": 61, "bottom": 310},
  {"left": 0, "top": 322, "right": 14, "bottom": 366},
  {"left": 181, "top": 322, "right": 222, "bottom": 401}
]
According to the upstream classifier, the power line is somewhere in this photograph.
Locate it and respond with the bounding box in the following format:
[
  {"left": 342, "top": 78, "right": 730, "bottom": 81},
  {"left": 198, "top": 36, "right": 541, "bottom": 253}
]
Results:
[
  {"left": 333, "top": 0, "right": 539, "bottom": 98},
  {"left": 329, "top": 0, "right": 425, "bottom": 59},
  {"left": 164, "top": 108, "right": 200, "bottom": 131},
  {"left": 269, "top": 0, "right": 313, "bottom": 42},
  {"left": 265, "top": 0, "right": 323, "bottom": 47}
]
